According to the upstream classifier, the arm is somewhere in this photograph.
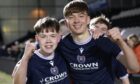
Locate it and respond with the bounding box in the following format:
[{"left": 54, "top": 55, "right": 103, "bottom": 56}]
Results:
[
  {"left": 117, "top": 39, "right": 139, "bottom": 72},
  {"left": 107, "top": 27, "right": 140, "bottom": 72},
  {"left": 113, "top": 59, "right": 130, "bottom": 84},
  {"left": 120, "top": 74, "right": 130, "bottom": 84},
  {"left": 13, "top": 57, "right": 29, "bottom": 84},
  {"left": 121, "top": 77, "right": 130, "bottom": 84},
  {"left": 12, "top": 60, "right": 21, "bottom": 78},
  {"left": 13, "top": 42, "right": 36, "bottom": 84}
]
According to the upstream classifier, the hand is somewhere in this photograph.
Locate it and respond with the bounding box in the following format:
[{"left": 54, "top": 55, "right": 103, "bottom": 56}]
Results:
[
  {"left": 107, "top": 27, "right": 123, "bottom": 42},
  {"left": 90, "top": 28, "right": 105, "bottom": 39},
  {"left": 22, "top": 41, "right": 36, "bottom": 60}
]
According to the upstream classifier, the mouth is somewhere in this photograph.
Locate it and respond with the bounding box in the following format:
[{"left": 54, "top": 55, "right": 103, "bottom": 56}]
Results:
[
  {"left": 73, "top": 24, "right": 81, "bottom": 29},
  {"left": 74, "top": 27, "right": 81, "bottom": 30},
  {"left": 45, "top": 45, "right": 53, "bottom": 49}
]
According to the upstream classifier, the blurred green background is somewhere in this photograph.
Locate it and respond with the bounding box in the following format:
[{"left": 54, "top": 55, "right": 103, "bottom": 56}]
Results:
[{"left": 0, "top": 71, "right": 12, "bottom": 84}]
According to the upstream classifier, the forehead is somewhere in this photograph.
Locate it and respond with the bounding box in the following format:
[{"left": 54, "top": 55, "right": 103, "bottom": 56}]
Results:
[
  {"left": 42, "top": 27, "right": 57, "bottom": 32},
  {"left": 95, "top": 23, "right": 108, "bottom": 28},
  {"left": 38, "top": 32, "right": 58, "bottom": 37},
  {"left": 38, "top": 28, "right": 57, "bottom": 34},
  {"left": 68, "top": 11, "right": 88, "bottom": 16}
]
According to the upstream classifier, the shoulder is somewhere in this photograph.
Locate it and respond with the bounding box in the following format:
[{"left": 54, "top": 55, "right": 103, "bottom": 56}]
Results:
[
  {"left": 59, "top": 34, "right": 75, "bottom": 47},
  {"left": 95, "top": 37, "right": 114, "bottom": 49},
  {"left": 60, "top": 33, "right": 71, "bottom": 42}
]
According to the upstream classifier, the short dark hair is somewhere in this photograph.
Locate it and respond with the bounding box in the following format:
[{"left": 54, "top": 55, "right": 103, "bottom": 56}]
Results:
[
  {"left": 127, "top": 34, "right": 140, "bottom": 47},
  {"left": 90, "top": 15, "right": 111, "bottom": 29},
  {"left": 59, "top": 19, "right": 66, "bottom": 25},
  {"left": 127, "top": 34, "right": 139, "bottom": 42},
  {"left": 63, "top": 0, "right": 88, "bottom": 17},
  {"left": 34, "top": 17, "right": 60, "bottom": 34}
]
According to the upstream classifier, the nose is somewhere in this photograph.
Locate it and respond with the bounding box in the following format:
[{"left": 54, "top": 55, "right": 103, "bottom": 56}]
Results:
[
  {"left": 46, "top": 36, "right": 51, "bottom": 42},
  {"left": 73, "top": 16, "right": 80, "bottom": 23}
]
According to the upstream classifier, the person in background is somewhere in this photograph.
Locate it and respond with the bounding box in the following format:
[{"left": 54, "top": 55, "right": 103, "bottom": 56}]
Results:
[
  {"left": 127, "top": 34, "right": 140, "bottom": 69},
  {"left": 59, "top": 18, "right": 70, "bottom": 36},
  {"left": 127, "top": 34, "right": 140, "bottom": 84},
  {"left": 89, "top": 15, "right": 130, "bottom": 84}
]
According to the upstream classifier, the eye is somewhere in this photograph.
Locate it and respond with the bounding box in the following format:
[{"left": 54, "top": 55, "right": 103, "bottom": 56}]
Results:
[
  {"left": 79, "top": 13, "right": 86, "bottom": 17},
  {"left": 39, "top": 34, "right": 46, "bottom": 38},
  {"left": 68, "top": 16, "right": 74, "bottom": 19},
  {"left": 50, "top": 34, "right": 57, "bottom": 38},
  {"left": 79, "top": 15, "right": 84, "bottom": 17},
  {"left": 94, "top": 25, "right": 99, "bottom": 28},
  {"left": 102, "top": 28, "right": 107, "bottom": 31}
]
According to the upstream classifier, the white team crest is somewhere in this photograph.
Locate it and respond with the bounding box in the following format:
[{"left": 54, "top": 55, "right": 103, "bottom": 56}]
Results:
[
  {"left": 77, "top": 47, "right": 85, "bottom": 63},
  {"left": 50, "top": 66, "right": 59, "bottom": 75},
  {"left": 77, "top": 55, "right": 86, "bottom": 63},
  {"left": 49, "top": 61, "right": 59, "bottom": 75}
]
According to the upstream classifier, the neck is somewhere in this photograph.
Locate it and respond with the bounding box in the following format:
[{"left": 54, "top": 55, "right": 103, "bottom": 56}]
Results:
[
  {"left": 39, "top": 49, "right": 52, "bottom": 56},
  {"left": 35, "top": 49, "right": 54, "bottom": 60},
  {"left": 72, "top": 29, "right": 90, "bottom": 42}
]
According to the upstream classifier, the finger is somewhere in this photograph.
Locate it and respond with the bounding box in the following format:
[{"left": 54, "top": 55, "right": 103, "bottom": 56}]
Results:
[
  {"left": 25, "top": 40, "right": 31, "bottom": 45},
  {"left": 93, "top": 34, "right": 97, "bottom": 39}
]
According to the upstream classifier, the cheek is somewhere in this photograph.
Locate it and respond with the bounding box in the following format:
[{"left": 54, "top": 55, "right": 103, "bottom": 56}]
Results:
[
  {"left": 56, "top": 37, "right": 61, "bottom": 43},
  {"left": 82, "top": 18, "right": 89, "bottom": 24},
  {"left": 102, "top": 30, "right": 107, "bottom": 34},
  {"left": 38, "top": 39, "right": 45, "bottom": 45},
  {"left": 127, "top": 41, "right": 133, "bottom": 46}
]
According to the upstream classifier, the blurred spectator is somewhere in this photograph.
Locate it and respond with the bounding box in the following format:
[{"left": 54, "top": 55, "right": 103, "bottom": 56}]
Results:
[
  {"left": 16, "top": 38, "right": 36, "bottom": 62},
  {"left": 11, "top": 45, "right": 20, "bottom": 61},
  {"left": 126, "top": 34, "right": 140, "bottom": 84},
  {"left": 59, "top": 19, "right": 70, "bottom": 36},
  {"left": 8, "top": 41, "right": 22, "bottom": 62},
  {"left": 127, "top": 34, "right": 140, "bottom": 73},
  {"left": 7, "top": 47, "right": 12, "bottom": 57},
  {"left": 0, "top": 45, "right": 8, "bottom": 57},
  {"left": 90, "top": 15, "right": 130, "bottom": 84}
]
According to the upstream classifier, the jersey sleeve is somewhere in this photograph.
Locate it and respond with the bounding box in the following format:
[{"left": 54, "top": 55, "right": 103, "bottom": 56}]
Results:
[
  {"left": 95, "top": 37, "right": 121, "bottom": 58},
  {"left": 26, "top": 60, "right": 32, "bottom": 84},
  {"left": 110, "top": 41, "right": 122, "bottom": 58},
  {"left": 112, "top": 59, "right": 128, "bottom": 79}
]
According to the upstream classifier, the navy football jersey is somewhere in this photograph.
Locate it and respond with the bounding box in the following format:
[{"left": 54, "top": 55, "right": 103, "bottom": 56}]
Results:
[
  {"left": 58, "top": 34, "right": 121, "bottom": 84},
  {"left": 112, "top": 59, "right": 128, "bottom": 79},
  {"left": 26, "top": 50, "right": 70, "bottom": 84}
]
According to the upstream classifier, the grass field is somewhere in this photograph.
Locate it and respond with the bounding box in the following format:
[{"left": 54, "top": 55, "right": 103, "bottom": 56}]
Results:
[{"left": 0, "top": 71, "right": 12, "bottom": 84}]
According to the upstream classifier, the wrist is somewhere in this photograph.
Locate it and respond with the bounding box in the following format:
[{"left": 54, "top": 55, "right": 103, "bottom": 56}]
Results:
[
  {"left": 116, "top": 38, "right": 127, "bottom": 48},
  {"left": 22, "top": 54, "right": 31, "bottom": 62},
  {"left": 116, "top": 37, "right": 124, "bottom": 44}
]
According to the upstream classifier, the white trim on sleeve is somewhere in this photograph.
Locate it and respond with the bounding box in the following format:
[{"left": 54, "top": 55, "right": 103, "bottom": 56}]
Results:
[{"left": 120, "top": 74, "right": 129, "bottom": 80}]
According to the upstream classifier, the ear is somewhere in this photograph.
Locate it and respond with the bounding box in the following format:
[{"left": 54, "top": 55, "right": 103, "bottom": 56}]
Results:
[
  {"left": 87, "top": 15, "right": 90, "bottom": 24},
  {"left": 35, "top": 35, "right": 39, "bottom": 42},
  {"left": 57, "top": 33, "right": 61, "bottom": 43},
  {"left": 65, "top": 19, "right": 69, "bottom": 28}
]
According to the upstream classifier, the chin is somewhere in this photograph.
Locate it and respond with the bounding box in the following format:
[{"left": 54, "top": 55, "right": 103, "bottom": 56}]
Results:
[
  {"left": 75, "top": 32, "right": 84, "bottom": 35},
  {"left": 45, "top": 50, "right": 53, "bottom": 54}
]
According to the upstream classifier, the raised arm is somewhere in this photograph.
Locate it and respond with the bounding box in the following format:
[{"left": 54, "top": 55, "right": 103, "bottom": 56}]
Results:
[
  {"left": 13, "top": 41, "right": 36, "bottom": 84},
  {"left": 107, "top": 27, "right": 140, "bottom": 72}
]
